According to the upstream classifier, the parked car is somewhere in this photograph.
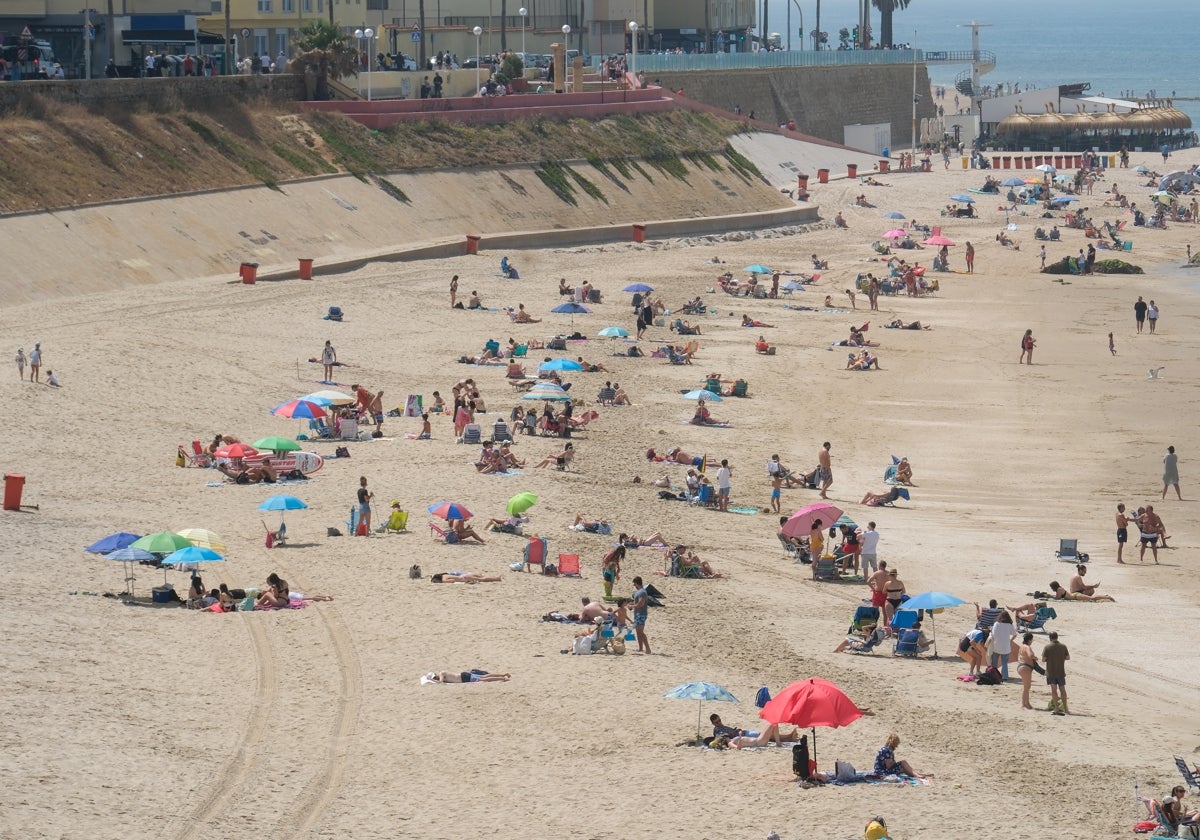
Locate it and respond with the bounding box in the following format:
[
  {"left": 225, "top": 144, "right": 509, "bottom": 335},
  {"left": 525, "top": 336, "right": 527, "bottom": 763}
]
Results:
[
  {"left": 461, "top": 56, "right": 496, "bottom": 69},
  {"left": 385, "top": 53, "right": 418, "bottom": 71}
]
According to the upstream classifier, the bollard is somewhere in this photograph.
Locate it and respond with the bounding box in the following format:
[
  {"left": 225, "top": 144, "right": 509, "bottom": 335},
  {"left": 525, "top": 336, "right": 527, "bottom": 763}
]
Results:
[
  {"left": 847, "top": 163, "right": 858, "bottom": 178},
  {"left": 3, "top": 473, "right": 25, "bottom": 511},
  {"left": 240, "top": 262, "right": 258, "bottom": 283},
  {"left": 878, "top": 159, "right": 889, "bottom": 174},
  {"left": 632, "top": 224, "right": 646, "bottom": 243},
  {"left": 298, "top": 258, "right": 314, "bottom": 280},
  {"left": 817, "top": 168, "right": 830, "bottom": 184},
  {"left": 465, "top": 234, "right": 481, "bottom": 255}
]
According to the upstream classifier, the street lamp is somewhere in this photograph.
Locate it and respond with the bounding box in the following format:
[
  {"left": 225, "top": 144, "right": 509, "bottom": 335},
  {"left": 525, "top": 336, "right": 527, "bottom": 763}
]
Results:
[
  {"left": 473, "top": 25, "right": 483, "bottom": 93},
  {"left": 353, "top": 27, "right": 375, "bottom": 100},
  {"left": 519, "top": 7, "right": 527, "bottom": 64},
  {"left": 354, "top": 28, "right": 365, "bottom": 95},
  {"left": 562, "top": 24, "right": 571, "bottom": 89},
  {"left": 627, "top": 21, "right": 637, "bottom": 80}
]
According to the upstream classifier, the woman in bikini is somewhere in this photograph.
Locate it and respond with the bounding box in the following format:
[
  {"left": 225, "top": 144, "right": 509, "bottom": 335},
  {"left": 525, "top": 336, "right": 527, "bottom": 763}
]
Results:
[
  {"left": 1016, "top": 632, "right": 1039, "bottom": 709},
  {"left": 884, "top": 569, "right": 906, "bottom": 625},
  {"left": 1048, "top": 580, "right": 1115, "bottom": 602},
  {"left": 256, "top": 573, "right": 290, "bottom": 608}
]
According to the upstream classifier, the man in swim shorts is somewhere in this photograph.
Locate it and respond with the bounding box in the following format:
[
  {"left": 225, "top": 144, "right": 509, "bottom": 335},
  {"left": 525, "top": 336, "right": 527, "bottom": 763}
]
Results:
[
  {"left": 867, "top": 561, "right": 889, "bottom": 610},
  {"left": 1115, "top": 503, "right": 1130, "bottom": 564},
  {"left": 1138, "top": 505, "right": 1162, "bottom": 563},
  {"left": 817, "top": 441, "right": 833, "bottom": 499}
]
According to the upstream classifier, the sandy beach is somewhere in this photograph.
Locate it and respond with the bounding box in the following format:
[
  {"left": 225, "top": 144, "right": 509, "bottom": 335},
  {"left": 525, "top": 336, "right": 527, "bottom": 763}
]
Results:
[{"left": 2, "top": 147, "right": 1198, "bottom": 840}]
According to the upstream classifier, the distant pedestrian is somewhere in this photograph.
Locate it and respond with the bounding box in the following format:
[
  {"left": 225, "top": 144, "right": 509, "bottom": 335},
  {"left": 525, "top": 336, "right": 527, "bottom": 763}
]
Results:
[
  {"left": 321, "top": 340, "right": 337, "bottom": 382},
  {"left": 1115, "top": 502, "right": 1130, "bottom": 564},
  {"left": 1040, "top": 631, "right": 1070, "bottom": 714},
  {"left": 1085, "top": 244, "right": 1096, "bottom": 275},
  {"left": 631, "top": 576, "right": 651, "bottom": 654},
  {"left": 770, "top": 471, "right": 782, "bottom": 513},
  {"left": 449, "top": 274, "right": 458, "bottom": 308},
  {"left": 28, "top": 341, "right": 42, "bottom": 383},
  {"left": 1019, "top": 329, "right": 1035, "bottom": 365},
  {"left": 1039, "top": 245, "right": 1047, "bottom": 270},
  {"left": 1161, "top": 143, "right": 1170, "bottom": 163},
  {"left": 1134, "top": 295, "right": 1147, "bottom": 333},
  {"left": 1162, "top": 445, "right": 1182, "bottom": 500},
  {"left": 817, "top": 441, "right": 833, "bottom": 499},
  {"left": 1108, "top": 332, "right": 1116, "bottom": 356},
  {"left": 1147, "top": 299, "right": 1159, "bottom": 334},
  {"left": 14, "top": 347, "right": 25, "bottom": 380},
  {"left": 716, "top": 459, "right": 732, "bottom": 512},
  {"left": 858, "top": 521, "right": 880, "bottom": 574},
  {"left": 965, "top": 241, "right": 975, "bottom": 273},
  {"left": 357, "top": 476, "right": 374, "bottom": 535}
]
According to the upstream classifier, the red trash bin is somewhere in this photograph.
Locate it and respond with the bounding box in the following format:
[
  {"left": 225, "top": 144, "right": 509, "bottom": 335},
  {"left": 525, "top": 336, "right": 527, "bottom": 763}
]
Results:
[
  {"left": 992, "top": 155, "right": 1002, "bottom": 169},
  {"left": 298, "top": 258, "right": 314, "bottom": 280},
  {"left": 1024, "top": 155, "right": 1034, "bottom": 169},
  {"left": 847, "top": 163, "right": 858, "bottom": 178},
  {"left": 632, "top": 224, "right": 646, "bottom": 243},
  {"left": 817, "top": 168, "right": 830, "bottom": 184},
  {"left": 798, "top": 174, "right": 809, "bottom": 191},
  {"left": 878, "top": 159, "right": 889, "bottom": 173},
  {"left": 240, "top": 262, "right": 258, "bottom": 283},
  {"left": 3, "top": 473, "right": 24, "bottom": 511},
  {"left": 465, "top": 234, "right": 481, "bottom": 255}
]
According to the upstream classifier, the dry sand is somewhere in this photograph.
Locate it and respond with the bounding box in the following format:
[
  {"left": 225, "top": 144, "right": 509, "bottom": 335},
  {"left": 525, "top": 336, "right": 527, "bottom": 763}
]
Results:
[{"left": 2, "top": 145, "right": 1198, "bottom": 840}]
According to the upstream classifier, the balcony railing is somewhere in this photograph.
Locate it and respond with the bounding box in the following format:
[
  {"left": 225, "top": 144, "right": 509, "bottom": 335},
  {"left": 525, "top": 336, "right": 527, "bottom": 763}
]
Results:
[{"left": 630, "top": 48, "right": 923, "bottom": 72}]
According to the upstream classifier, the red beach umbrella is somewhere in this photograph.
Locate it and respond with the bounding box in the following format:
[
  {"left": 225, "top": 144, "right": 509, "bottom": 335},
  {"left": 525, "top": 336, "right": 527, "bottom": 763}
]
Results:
[
  {"left": 781, "top": 502, "right": 844, "bottom": 539},
  {"left": 214, "top": 443, "right": 259, "bottom": 459},
  {"left": 759, "top": 677, "right": 864, "bottom": 763}
]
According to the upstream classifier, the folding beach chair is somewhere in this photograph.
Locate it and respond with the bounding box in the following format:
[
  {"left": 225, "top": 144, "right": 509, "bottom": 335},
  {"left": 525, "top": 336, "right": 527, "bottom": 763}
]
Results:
[
  {"left": 556, "top": 553, "right": 581, "bottom": 577},
  {"left": 384, "top": 509, "right": 409, "bottom": 533},
  {"left": 492, "top": 420, "right": 513, "bottom": 443},
  {"left": 850, "top": 606, "right": 880, "bottom": 633},
  {"left": 462, "top": 424, "right": 482, "bottom": 445},
  {"left": 811, "top": 556, "right": 839, "bottom": 581},
  {"left": 1017, "top": 605, "right": 1056, "bottom": 634},
  {"left": 976, "top": 606, "right": 1002, "bottom": 632},
  {"left": 179, "top": 440, "right": 211, "bottom": 468},
  {"left": 846, "top": 627, "right": 886, "bottom": 655},
  {"left": 429, "top": 521, "right": 453, "bottom": 542},
  {"left": 1176, "top": 756, "right": 1200, "bottom": 793},
  {"left": 1054, "top": 539, "right": 1082, "bottom": 562},
  {"left": 523, "top": 536, "right": 548, "bottom": 572}
]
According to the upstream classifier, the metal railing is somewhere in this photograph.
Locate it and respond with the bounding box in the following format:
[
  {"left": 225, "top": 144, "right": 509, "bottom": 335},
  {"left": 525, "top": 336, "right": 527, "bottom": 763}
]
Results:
[
  {"left": 923, "top": 49, "right": 995, "bottom": 69},
  {"left": 627, "top": 48, "right": 923, "bottom": 73}
]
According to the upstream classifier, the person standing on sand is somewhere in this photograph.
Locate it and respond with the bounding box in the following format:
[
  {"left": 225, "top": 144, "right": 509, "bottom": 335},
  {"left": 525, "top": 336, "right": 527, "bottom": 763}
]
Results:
[
  {"left": 1147, "top": 299, "right": 1159, "bottom": 334},
  {"left": 357, "top": 476, "right": 374, "bottom": 535},
  {"left": 15, "top": 347, "right": 25, "bottom": 380},
  {"left": 859, "top": 522, "right": 880, "bottom": 575},
  {"left": 1041, "top": 631, "right": 1070, "bottom": 715},
  {"left": 1019, "top": 329, "right": 1035, "bottom": 365},
  {"left": 449, "top": 274, "right": 458, "bottom": 308},
  {"left": 1115, "top": 503, "right": 1131, "bottom": 564},
  {"left": 28, "top": 342, "right": 42, "bottom": 383},
  {"left": 631, "top": 576, "right": 651, "bottom": 654},
  {"left": 1039, "top": 245, "right": 1047, "bottom": 270},
  {"left": 321, "top": 340, "right": 337, "bottom": 383},
  {"left": 716, "top": 459, "right": 732, "bottom": 512},
  {"left": 1138, "top": 505, "right": 1163, "bottom": 563},
  {"left": 965, "top": 241, "right": 975, "bottom": 273},
  {"left": 1134, "top": 296, "right": 1147, "bottom": 333},
  {"left": 867, "top": 560, "right": 889, "bottom": 613},
  {"left": 817, "top": 441, "right": 833, "bottom": 499},
  {"left": 1109, "top": 332, "right": 1116, "bottom": 356},
  {"left": 1016, "top": 632, "right": 1039, "bottom": 710},
  {"left": 1162, "top": 445, "right": 1182, "bottom": 500}
]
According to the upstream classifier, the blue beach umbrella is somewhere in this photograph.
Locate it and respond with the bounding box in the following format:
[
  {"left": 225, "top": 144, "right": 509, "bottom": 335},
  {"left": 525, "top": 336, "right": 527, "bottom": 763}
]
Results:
[
  {"left": 881, "top": 211, "right": 905, "bottom": 219},
  {"left": 271, "top": 399, "right": 326, "bottom": 420},
  {"left": 599, "top": 326, "right": 629, "bottom": 338},
  {"left": 623, "top": 283, "right": 655, "bottom": 293},
  {"left": 896, "top": 591, "right": 964, "bottom": 657},
  {"left": 259, "top": 495, "right": 308, "bottom": 512},
  {"left": 1000, "top": 177, "right": 1025, "bottom": 187},
  {"left": 782, "top": 280, "right": 805, "bottom": 291},
  {"left": 86, "top": 532, "right": 142, "bottom": 554},
  {"left": 663, "top": 681, "right": 738, "bottom": 739},
  {"left": 538, "top": 358, "right": 584, "bottom": 372},
  {"left": 682, "top": 389, "right": 722, "bottom": 402},
  {"left": 163, "top": 545, "right": 225, "bottom": 566},
  {"left": 1050, "top": 195, "right": 1079, "bottom": 205},
  {"left": 744, "top": 264, "right": 773, "bottom": 275},
  {"left": 428, "top": 501, "right": 473, "bottom": 521},
  {"left": 552, "top": 302, "right": 591, "bottom": 314},
  {"left": 950, "top": 194, "right": 975, "bottom": 204},
  {"left": 103, "top": 547, "right": 157, "bottom": 562}
]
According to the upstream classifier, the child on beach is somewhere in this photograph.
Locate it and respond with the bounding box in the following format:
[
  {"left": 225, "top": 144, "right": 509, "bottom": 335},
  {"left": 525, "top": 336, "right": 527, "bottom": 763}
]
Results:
[
  {"left": 1108, "top": 332, "right": 1116, "bottom": 356},
  {"left": 770, "top": 473, "right": 782, "bottom": 513}
]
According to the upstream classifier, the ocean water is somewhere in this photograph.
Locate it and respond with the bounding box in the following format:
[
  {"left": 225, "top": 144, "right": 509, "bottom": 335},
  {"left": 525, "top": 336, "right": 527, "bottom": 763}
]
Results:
[{"left": 764, "top": 0, "right": 1200, "bottom": 124}]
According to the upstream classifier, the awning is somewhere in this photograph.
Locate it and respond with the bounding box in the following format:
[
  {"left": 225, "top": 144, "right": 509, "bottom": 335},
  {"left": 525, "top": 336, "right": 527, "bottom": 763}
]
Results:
[{"left": 121, "top": 29, "right": 197, "bottom": 46}]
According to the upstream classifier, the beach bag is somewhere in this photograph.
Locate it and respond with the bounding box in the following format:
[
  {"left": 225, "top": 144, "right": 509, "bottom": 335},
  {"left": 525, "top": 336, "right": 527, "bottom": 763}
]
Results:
[
  {"left": 335, "top": 446, "right": 350, "bottom": 458},
  {"left": 572, "top": 635, "right": 594, "bottom": 655},
  {"left": 175, "top": 449, "right": 186, "bottom": 467},
  {"left": 792, "top": 735, "right": 811, "bottom": 779},
  {"left": 610, "top": 636, "right": 626, "bottom": 655},
  {"left": 755, "top": 686, "right": 772, "bottom": 708},
  {"left": 864, "top": 819, "right": 889, "bottom": 840},
  {"left": 976, "top": 666, "right": 1002, "bottom": 686},
  {"left": 239, "top": 596, "right": 256, "bottom": 611},
  {"left": 327, "top": 527, "right": 342, "bottom": 537},
  {"left": 835, "top": 760, "right": 857, "bottom": 782}
]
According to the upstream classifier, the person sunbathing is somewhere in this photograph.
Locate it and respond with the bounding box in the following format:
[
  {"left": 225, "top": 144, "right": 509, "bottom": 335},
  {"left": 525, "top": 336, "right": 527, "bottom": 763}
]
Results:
[
  {"left": 558, "top": 278, "right": 574, "bottom": 296},
  {"left": 885, "top": 319, "right": 929, "bottom": 330},
  {"left": 572, "top": 513, "right": 610, "bottom": 534},
  {"left": 1047, "top": 580, "right": 1115, "bottom": 602},
  {"left": 467, "top": 291, "right": 483, "bottom": 309},
  {"left": 862, "top": 177, "right": 889, "bottom": 187},
  {"left": 651, "top": 446, "right": 694, "bottom": 464},
  {"left": 742, "top": 315, "right": 775, "bottom": 328},
  {"left": 682, "top": 550, "right": 722, "bottom": 578},
  {"left": 512, "top": 304, "right": 540, "bottom": 323},
  {"left": 485, "top": 513, "right": 528, "bottom": 533},
  {"left": 834, "top": 211, "right": 848, "bottom": 228},
  {"left": 854, "top": 195, "right": 874, "bottom": 207},
  {"left": 861, "top": 486, "right": 903, "bottom": 506},
  {"left": 755, "top": 336, "right": 772, "bottom": 354},
  {"left": 811, "top": 254, "right": 830, "bottom": 269},
  {"left": 894, "top": 458, "right": 913, "bottom": 484},
  {"left": 430, "top": 670, "right": 511, "bottom": 682},
  {"left": 672, "top": 319, "right": 701, "bottom": 335},
  {"left": 218, "top": 462, "right": 279, "bottom": 484},
  {"left": 256, "top": 573, "right": 290, "bottom": 608},
  {"left": 612, "top": 384, "right": 632, "bottom": 404},
  {"left": 505, "top": 361, "right": 527, "bottom": 379},
  {"left": 618, "top": 531, "right": 666, "bottom": 548},
  {"left": 846, "top": 351, "right": 882, "bottom": 371},
  {"left": 1068, "top": 565, "right": 1102, "bottom": 596},
  {"left": 725, "top": 723, "right": 803, "bottom": 749},
  {"left": 576, "top": 357, "right": 610, "bottom": 372},
  {"left": 690, "top": 402, "right": 723, "bottom": 426},
  {"left": 497, "top": 443, "right": 524, "bottom": 468},
  {"left": 533, "top": 442, "right": 574, "bottom": 469},
  {"left": 835, "top": 626, "right": 887, "bottom": 653},
  {"left": 430, "top": 572, "right": 501, "bottom": 583},
  {"left": 448, "top": 519, "right": 487, "bottom": 544},
  {"left": 1006, "top": 602, "right": 1048, "bottom": 624}
]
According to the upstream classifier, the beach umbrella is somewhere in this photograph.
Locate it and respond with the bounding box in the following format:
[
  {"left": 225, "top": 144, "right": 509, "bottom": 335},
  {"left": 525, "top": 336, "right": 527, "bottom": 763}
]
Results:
[
  {"left": 623, "top": 283, "right": 655, "bottom": 293},
  {"left": 833, "top": 514, "right": 858, "bottom": 530},
  {"left": 85, "top": 531, "right": 141, "bottom": 554},
  {"left": 552, "top": 302, "right": 591, "bottom": 314},
  {"left": 538, "top": 358, "right": 584, "bottom": 372},
  {"left": 598, "top": 326, "right": 629, "bottom": 338},
  {"left": 881, "top": 211, "right": 906, "bottom": 219},
  {"left": 1050, "top": 195, "right": 1079, "bottom": 205},
  {"left": 505, "top": 492, "right": 538, "bottom": 515},
  {"left": 163, "top": 545, "right": 224, "bottom": 566},
  {"left": 682, "top": 389, "right": 723, "bottom": 402},
  {"left": 428, "top": 502, "right": 472, "bottom": 521},
  {"left": 781, "top": 502, "right": 844, "bottom": 539},
  {"left": 896, "top": 591, "right": 966, "bottom": 657},
  {"left": 883, "top": 229, "right": 907, "bottom": 238},
  {"left": 1134, "top": 164, "right": 1150, "bottom": 173},
  {"left": 252, "top": 436, "right": 301, "bottom": 453},
  {"left": 259, "top": 495, "right": 307, "bottom": 512},
  {"left": 758, "top": 677, "right": 863, "bottom": 763},
  {"left": 214, "top": 443, "right": 259, "bottom": 459},
  {"left": 1159, "top": 171, "right": 1199, "bottom": 190},
  {"left": 1034, "top": 163, "right": 1056, "bottom": 173},
  {"left": 102, "top": 546, "right": 156, "bottom": 597},
  {"left": 1053, "top": 173, "right": 1073, "bottom": 183},
  {"left": 301, "top": 389, "right": 355, "bottom": 406},
  {"left": 176, "top": 528, "right": 228, "bottom": 553},
  {"left": 923, "top": 235, "right": 956, "bottom": 246},
  {"left": 744, "top": 264, "right": 773, "bottom": 275},
  {"left": 663, "top": 681, "right": 738, "bottom": 740},
  {"left": 522, "top": 389, "right": 572, "bottom": 402},
  {"left": 271, "top": 399, "right": 327, "bottom": 420},
  {"left": 1000, "top": 177, "right": 1025, "bottom": 187},
  {"left": 949, "top": 194, "right": 975, "bottom": 203},
  {"left": 782, "top": 280, "right": 805, "bottom": 291},
  {"left": 131, "top": 531, "right": 193, "bottom": 554}
]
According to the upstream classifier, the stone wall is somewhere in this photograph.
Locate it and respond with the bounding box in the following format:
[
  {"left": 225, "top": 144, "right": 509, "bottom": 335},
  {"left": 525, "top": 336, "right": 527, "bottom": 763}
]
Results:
[
  {"left": 652, "top": 64, "right": 936, "bottom": 147},
  {"left": 0, "top": 74, "right": 303, "bottom": 116}
]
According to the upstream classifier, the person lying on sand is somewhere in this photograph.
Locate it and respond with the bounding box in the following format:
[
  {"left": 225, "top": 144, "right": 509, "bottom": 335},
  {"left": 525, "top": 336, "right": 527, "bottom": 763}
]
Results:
[
  {"left": 429, "top": 670, "right": 511, "bottom": 682},
  {"left": 533, "top": 442, "right": 575, "bottom": 469},
  {"left": 511, "top": 304, "right": 540, "bottom": 323},
  {"left": 1048, "top": 580, "right": 1115, "bottom": 602},
  {"left": 217, "top": 462, "right": 278, "bottom": 484},
  {"left": 572, "top": 513, "right": 610, "bottom": 533},
  {"left": 742, "top": 315, "right": 775, "bottom": 328},
  {"left": 885, "top": 319, "right": 930, "bottom": 330},
  {"left": 484, "top": 513, "right": 529, "bottom": 533},
  {"left": 710, "top": 714, "right": 801, "bottom": 746},
  {"left": 430, "top": 572, "right": 501, "bottom": 583},
  {"left": 861, "top": 486, "right": 903, "bottom": 506},
  {"left": 618, "top": 531, "right": 667, "bottom": 548}
]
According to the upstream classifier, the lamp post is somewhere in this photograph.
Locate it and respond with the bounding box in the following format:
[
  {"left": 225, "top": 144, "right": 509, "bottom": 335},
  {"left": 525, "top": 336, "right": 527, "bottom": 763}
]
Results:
[
  {"left": 519, "top": 7, "right": 527, "bottom": 63},
  {"left": 354, "top": 28, "right": 365, "bottom": 95},
  {"left": 473, "top": 25, "right": 483, "bottom": 93},
  {"left": 562, "top": 24, "right": 570, "bottom": 89},
  {"left": 627, "top": 21, "right": 637, "bottom": 78},
  {"left": 355, "top": 28, "right": 375, "bottom": 100}
]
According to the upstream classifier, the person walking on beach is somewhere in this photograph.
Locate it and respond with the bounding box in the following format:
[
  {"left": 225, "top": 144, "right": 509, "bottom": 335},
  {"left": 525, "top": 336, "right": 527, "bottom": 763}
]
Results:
[
  {"left": 1041, "top": 631, "right": 1070, "bottom": 715},
  {"left": 28, "top": 342, "right": 42, "bottom": 383},
  {"left": 1147, "top": 300, "right": 1159, "bottom": 334},
  {"left": 357, "top": 476, "right": 374, "bottom": 535},
  {"left": 14, "top": 347, "right": 25, "bottom": 380},
  {"left": 1134, "top": 296, "right": 1147, "bottom": 333},
  {"left": 1085, "top": 244, "right": 1096, "bottom": 275},
  {"left": 716, "top": 459, "right": 732, "bottom": 512},
  {"left": 321, "top": 340, "right": 337, "bottom": 383},
  {"left": 449, "top": 274, "right": 458, "bottom": 308},
  {"left": 965, "top": 241, "right": 975, "bottom": 274},
  {"left": 1162, "top": 445, "right": 1182, "bottom": 500},
  {"left": 1019, "top": 329, "right": 1035, "bottom": 365},
  {"left": 1115, "top": 503, "right": 1131, "bottom": 564},
  {"left": 1108, "top": 332, "right": 1116, "bottom": 356},
  {"left": 631, "top": 576, "right": 651, "bottom": 654},
  {"left": 817, "top": 441, "right": 833, "bottom": 499},
  {"left": 1038, "top": 245, "right": 1047, "bottom": 270}
]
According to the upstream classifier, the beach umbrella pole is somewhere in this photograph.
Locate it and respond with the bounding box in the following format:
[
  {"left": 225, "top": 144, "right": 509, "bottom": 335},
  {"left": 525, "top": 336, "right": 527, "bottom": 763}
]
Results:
[{"left": 697, "top": 700, "right": 703, "bottom": 741}]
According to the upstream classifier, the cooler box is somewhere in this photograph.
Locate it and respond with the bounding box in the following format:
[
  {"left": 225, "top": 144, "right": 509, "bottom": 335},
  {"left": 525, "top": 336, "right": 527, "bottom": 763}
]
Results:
[{"left": 152, "top": 586, "right": 174, "bottom": 603}]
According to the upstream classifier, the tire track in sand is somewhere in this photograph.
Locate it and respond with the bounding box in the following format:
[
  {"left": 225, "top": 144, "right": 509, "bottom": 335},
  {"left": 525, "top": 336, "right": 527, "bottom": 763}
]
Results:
[
  {"left": 275, "top": 600, "right": 363, "bottom": 838},
  {"left": 176, "top": 614, "right": 277, "bottom": 840}
]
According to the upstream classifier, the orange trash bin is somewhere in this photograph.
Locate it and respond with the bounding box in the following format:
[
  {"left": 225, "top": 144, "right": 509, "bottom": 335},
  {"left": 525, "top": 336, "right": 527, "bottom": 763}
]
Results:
[
  {"left": 298, "top": 258, "right": 314, "bottom": 280},
  {"left": 3, "top": 473, "right": 24, "bottom": 511},
  {"left": 817, "top": 168, "right": 830, "bottom": 184},
  {"left": 240, "top": 262, "right": 258, "bottom": 283},
  {"left": 465, "top": 235, "right": 481, "bottom": 255},
  {"left": 847, "top": 163, "right": 858, "bottom": 178},
  {"left": 878, "top": 159, "right": 889, "bottom": 173},
  {"left": 632, "top": 224, "right": 646, "bottom": 243}
]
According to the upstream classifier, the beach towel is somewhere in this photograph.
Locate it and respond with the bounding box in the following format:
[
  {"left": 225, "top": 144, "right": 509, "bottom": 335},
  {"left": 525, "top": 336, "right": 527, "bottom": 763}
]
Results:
[{"left": 728, "top": 505, "right": 762, "bottom": 515}]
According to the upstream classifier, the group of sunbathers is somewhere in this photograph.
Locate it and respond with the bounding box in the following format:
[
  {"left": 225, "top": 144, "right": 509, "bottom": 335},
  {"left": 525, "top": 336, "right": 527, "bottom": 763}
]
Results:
[{"left": 474, "top": 439, "right": 524, "bottom": 473}]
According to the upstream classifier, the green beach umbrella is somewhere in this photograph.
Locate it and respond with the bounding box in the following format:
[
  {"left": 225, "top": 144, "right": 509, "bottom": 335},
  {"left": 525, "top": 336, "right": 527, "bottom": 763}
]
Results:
[
  {"left": 506, "top": 492, "right": 538, "bottom": 515},
  {"left": 252, "top": 436, "right": 302, "bottom": 452},
  {"left": 131, "top": 531, "right": 193, "bottom": 554}
]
